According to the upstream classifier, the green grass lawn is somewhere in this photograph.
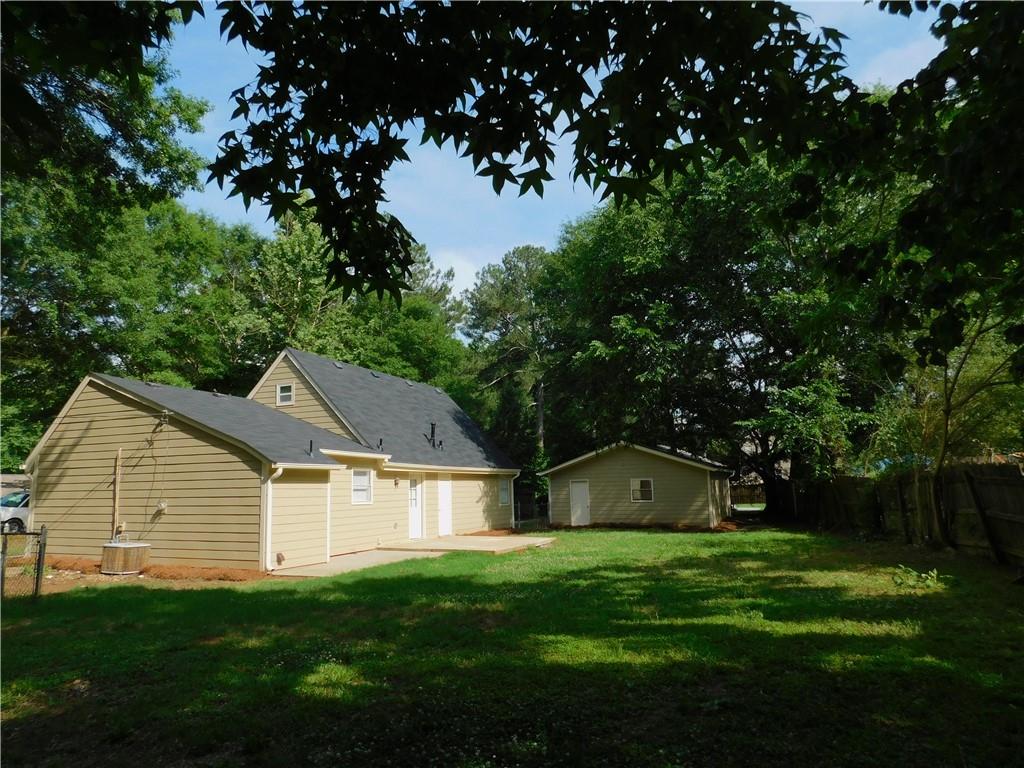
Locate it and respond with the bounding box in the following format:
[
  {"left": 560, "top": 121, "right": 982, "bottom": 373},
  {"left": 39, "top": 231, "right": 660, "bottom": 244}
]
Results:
[{"left": 3, "top": 530, "right": 1022, "bottom": 768}]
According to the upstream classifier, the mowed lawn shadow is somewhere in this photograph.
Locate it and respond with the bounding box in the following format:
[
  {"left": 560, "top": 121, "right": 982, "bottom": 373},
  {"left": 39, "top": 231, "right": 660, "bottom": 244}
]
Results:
[{"left": 2, "top": 529, "right": 1022, "bottom": 768}]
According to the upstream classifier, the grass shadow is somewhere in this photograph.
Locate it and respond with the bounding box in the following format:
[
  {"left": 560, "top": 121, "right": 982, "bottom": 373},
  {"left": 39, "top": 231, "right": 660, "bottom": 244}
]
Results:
[{"left": 2, "top": 529, "right": 1022, "bottom": 767}]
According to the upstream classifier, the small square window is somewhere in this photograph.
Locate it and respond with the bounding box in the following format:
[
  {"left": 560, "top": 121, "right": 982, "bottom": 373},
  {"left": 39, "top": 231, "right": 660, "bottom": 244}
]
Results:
[
  {"left": 630, "top": 478, "right": 654, "bottom": 502},
  {"left": 276, "top": 383, "right": 294, "bottom": 406},
  {"left": 352, "top": 469, "right": 373, "bottom": 504},
  {"left": 499, "top": 478, "right": 511, "bottom": 506}
]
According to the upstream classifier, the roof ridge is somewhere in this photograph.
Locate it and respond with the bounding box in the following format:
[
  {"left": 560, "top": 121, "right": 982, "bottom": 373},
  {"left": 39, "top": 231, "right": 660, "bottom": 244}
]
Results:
[{"left": 287, "top": 347, "right": 442, "bottom": 393}]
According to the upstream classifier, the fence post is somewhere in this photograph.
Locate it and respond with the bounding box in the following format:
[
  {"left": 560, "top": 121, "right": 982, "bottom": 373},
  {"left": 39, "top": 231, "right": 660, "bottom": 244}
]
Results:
[
  {"left": 895, "top": 478, "right": 912, "bottom": 544},
  {"left": 962, "top": 471, "right": 1004, "bottom": 565},
  {"left": 1, "top": 533, "right": 8, "bottom": 599},
  {"left": 33, "top": 525, "right": 48, "bottom": 598}
]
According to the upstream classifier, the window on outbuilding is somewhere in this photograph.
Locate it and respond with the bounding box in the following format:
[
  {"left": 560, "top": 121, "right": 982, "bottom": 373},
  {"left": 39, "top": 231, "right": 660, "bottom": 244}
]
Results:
[
  {"left": 276, "top": 383, "right": 294, "bottom": 406},
  {"left": 630, "top": 478, "right": 654, "bottom": 502},
  {"left": 499, "top": 477, "right": 511, "bottom": 506},
  {"left": 352, "top": 469, "right": 373, "bottom": 504}
]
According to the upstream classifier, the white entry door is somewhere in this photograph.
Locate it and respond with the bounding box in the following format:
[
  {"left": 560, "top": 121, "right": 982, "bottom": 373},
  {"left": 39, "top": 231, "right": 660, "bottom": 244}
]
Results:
[
  {"left": 437, "top": 474, "right": 453, "bottom": 536},
  {"left": 408, "top": 475, "right": 424, "bottom": 539},
  {"left": 569, "top": 480, "right": 590, "bottom": 526}
]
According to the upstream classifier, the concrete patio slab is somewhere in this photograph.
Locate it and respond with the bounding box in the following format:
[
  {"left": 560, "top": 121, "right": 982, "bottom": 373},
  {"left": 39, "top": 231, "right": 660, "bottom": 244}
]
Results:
[
  {"left": 272, "top": 549, "right": 444, "bottom": 578},
  {"left": 381, "top": 535, "right": 555, "bottom": 555}
]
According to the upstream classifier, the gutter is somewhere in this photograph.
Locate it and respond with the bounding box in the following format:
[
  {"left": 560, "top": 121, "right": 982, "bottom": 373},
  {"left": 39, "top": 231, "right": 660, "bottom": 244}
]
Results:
[
  {"left": 318, "top": 449, "right": 392, "bottom": 462},
  {"left": 382, "top": 462, "right": 520, "bottom": 475}
]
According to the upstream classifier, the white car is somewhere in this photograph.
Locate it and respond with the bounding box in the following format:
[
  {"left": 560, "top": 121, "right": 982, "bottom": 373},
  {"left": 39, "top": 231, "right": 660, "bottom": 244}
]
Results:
[{"left": 1, "top": 490, "right": 30, "bottom": 533}]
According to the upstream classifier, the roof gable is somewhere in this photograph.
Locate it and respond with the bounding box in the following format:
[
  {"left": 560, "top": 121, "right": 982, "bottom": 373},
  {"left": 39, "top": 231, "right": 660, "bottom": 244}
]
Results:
[
  {"left": 539, "top": 442, "right": 728, "bottom": 476},
  {"left": 282, "top": 348, "right": 516, "bottom": 470}
]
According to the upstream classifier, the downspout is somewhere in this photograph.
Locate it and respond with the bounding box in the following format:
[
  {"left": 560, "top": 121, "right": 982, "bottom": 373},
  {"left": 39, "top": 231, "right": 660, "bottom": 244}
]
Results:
[
  {"left": 265, "top": 467, "right": 284, "bottom": 570},
  {"left": 21, "top": 463, "right": 33, "bottom": 530}
]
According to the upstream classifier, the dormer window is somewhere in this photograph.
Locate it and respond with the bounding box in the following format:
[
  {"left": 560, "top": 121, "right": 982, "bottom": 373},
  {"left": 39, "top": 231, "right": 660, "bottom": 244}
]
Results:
[{"left": 276, "top": 383, "right": 294, "bottom": 406}]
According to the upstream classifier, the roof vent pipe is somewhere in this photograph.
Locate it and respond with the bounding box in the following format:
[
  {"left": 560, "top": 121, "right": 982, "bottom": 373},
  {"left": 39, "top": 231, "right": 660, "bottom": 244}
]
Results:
[
  {"left": 377, "top": 438, "right": 384, "bottom": 451},
  {"left": 430, "top": 422, "right": 436, "bottom": 448},
  {"left": 308, "top": 440, "right": 314, "bottom": 457}
]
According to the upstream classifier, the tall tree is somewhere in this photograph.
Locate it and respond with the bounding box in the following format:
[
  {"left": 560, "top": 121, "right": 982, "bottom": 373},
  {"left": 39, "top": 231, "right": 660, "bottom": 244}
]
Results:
[
  {"left": 864, "top": 310, "right": 1024, "bottom": 544},
  {"left": 464, "top": 246, "right": 551, "bottom": 492},
  {"left": 0, "top": 178, "right": 265, "bottom": 470},
  {"left": 539, "top": 157, "right": 903, "bottom": 514},
  {"left": 240, "top": 208, "right": 485, "bottom": 416},
  {"left": 203, "top": 1, "right": 854, "bottom": 297},
  {"left": 1, "top": 2, "right": 207, "bottom": 210},
  {"left": 8, "top": 2, "right": 1021, "bottom": 364}
]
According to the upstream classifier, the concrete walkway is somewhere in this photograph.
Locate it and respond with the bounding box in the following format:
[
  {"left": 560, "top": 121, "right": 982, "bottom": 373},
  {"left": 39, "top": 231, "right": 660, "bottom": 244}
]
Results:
[
  {"left": 271, "top": 549, "right": 444, "bottom": 578},
  {"left": 383, "top": 535, "right": 554, "bottom": 554}
]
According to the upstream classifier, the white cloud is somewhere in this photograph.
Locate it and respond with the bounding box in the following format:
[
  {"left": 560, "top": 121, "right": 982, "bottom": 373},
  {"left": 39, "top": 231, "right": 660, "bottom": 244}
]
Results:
[
  {"left": 433, "top": 247, "right": 493, "bottom": 297},
  {"left": 792, "top": 1, "right": 879, "bottom": 33},
  {"left": 853, "top": 36, "right": 943, "bottom": 87}
]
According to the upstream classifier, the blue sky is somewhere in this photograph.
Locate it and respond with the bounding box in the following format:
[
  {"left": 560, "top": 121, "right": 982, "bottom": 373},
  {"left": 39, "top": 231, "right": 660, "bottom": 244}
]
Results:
[{"left": 170, "top": 3, "right": 941, "bottom": 293}]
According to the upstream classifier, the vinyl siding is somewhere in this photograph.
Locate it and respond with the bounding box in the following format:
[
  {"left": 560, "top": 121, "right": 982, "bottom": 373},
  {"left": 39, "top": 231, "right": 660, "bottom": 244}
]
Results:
[
  {"left": 328, "top": 464, "right": 506, "bottom": 552},
  {"left": 250, "top": 356, "right": 355, "bottom": 438},
  {"left": 328, "top": 464, "right": 424, "bottom": 554},
  {"left": 452, "top": 474, "right": 509, "bottom": 532},
  {"left": 548, "top": 446, "right": 712, "bottom": 528},
  {"left": 31, "top": 382, "right": 263, "bottom": 569},
  {"left": 270, "top": 469, "right": 329, "bottom": 568}
]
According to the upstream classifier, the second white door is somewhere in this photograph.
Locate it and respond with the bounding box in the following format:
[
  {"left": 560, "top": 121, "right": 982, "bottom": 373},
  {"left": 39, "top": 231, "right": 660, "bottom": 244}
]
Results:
[
  {"left": 408, "top": 475, "right": 424, "bottom": 539},
  {"left": 437, "top": 474, "right": 453, "bottom": 536},
  {"left": 569, "top": 480, "right": 590, "bottom": 526}
]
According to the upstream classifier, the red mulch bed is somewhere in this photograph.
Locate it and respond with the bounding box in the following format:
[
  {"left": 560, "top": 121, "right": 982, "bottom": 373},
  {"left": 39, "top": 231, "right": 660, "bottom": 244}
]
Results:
[{"left": 46, "top": 557, "right": 267, "bottom": 582}]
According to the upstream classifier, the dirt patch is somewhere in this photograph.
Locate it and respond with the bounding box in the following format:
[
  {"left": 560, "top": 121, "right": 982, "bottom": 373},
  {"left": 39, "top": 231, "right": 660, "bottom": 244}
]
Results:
[
  {"left": 142, "top": 564, "right": 266, "bottom": 582},
  {"left": 36, "top": 557, "right": 270, "bottom": 594},
  {"left": 546, "top": 519, "right": 763, "bottom": 533},
  {"left": 548, "top": 522, "right": 717, "bottom": 533},
  {"left": 46, "top": 557, "right": 266, "bottom": 582}
]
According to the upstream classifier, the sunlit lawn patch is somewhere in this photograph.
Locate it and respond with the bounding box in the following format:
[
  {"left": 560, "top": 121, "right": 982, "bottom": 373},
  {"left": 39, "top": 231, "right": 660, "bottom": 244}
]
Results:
[{"left": 2, "top": 529, "right": 1021, "bottom": 767}]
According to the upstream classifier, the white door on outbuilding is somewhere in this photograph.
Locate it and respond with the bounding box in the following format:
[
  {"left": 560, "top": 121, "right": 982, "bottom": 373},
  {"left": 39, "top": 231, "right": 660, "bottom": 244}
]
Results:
[
  {"left": 569, "top": 479, "right": 590, "bottom": 526},
  {"left": 437, "top": 473, "right": 453, "bottom": 536},
  {"left": 408, "top": 475, "right": 424, "bottom": 539}
]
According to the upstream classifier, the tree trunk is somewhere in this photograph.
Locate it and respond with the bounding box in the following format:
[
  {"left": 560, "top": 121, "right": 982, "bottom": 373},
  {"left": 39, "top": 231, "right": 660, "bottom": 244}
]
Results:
[
  {"left": 535, "top": 378, "right": 545, "bottom": 454},
  {"left": 930, "top": 470, "right": 953, "bottom": 548},
  {"left": 931, "top": 421, "right": 953, "bottom": 547},
  {"left": 758, "top": 470, "right": 789, "bottom": 521}
]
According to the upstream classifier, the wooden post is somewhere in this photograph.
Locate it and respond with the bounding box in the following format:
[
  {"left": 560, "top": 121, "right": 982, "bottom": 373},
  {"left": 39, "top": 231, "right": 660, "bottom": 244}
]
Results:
[
  {"left": 111, "top": 448, "right": 122, "bottom": 540},
  {"left": 33, "top": 525, "right": 47, "bottom": 598},
  {"left": 895, "top": 478, "right": 912, "bottom": 544},
  {"left": 1, "top": 532, "right": 8, "bottom": 599},
  {"left": 963, "top": 470, "right": 1004, "bottom": 564}
]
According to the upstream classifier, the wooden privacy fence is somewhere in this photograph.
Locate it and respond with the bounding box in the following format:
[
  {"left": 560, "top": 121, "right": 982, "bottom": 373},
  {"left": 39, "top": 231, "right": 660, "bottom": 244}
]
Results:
[
  {"left": 731, "top": 484, "right": 766, "bottom": 505},
  {"left": 793, "top": 464, "right": 1024, "bottom": 566}
]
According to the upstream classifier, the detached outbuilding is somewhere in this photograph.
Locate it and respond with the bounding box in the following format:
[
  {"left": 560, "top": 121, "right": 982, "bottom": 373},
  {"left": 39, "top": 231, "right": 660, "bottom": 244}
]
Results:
[{"left": 541, "top": 443, "right": 731, "bottom": 529}]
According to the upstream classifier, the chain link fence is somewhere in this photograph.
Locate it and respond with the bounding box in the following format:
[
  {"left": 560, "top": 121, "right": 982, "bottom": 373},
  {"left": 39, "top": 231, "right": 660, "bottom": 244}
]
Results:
[{"left": 1, "top": 526, "right": 48, "bottom": 599}]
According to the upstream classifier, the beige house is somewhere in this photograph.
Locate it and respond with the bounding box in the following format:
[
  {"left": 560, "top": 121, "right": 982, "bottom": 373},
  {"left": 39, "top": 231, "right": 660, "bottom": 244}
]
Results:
[
  {"left": 24, "top": 349, "right": 518, "bottom": 570},
  {"left": 541, "top": 443, "right": 731, "bottom": 529}
]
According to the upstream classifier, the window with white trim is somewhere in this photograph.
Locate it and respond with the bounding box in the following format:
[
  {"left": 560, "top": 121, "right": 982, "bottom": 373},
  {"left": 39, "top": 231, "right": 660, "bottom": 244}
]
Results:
[
  {"left": 499, "top": 477, "right": 511, "bottom": 506},
  {"left": 352, "top": 469, "right": 373, "bottom": 504},
  {"left": 630, "top": 478, "right": 654, "bottom": 502},
  {"left": 276, "top": 382, "right": 294, "bottom": 406}
]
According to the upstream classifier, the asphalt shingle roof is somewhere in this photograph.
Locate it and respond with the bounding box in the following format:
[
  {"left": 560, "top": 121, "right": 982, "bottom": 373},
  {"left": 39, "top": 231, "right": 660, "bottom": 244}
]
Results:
[
  {"left": 652, "top": 444, "right": 730, "bottom": 471},
  {"left": 285, "top": 348, "right": 517, "bottom": 470},
  {"left": 92, "top": 373, "right": 380, "bottom": 467}
]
